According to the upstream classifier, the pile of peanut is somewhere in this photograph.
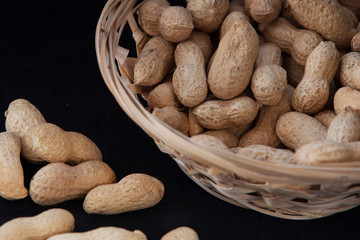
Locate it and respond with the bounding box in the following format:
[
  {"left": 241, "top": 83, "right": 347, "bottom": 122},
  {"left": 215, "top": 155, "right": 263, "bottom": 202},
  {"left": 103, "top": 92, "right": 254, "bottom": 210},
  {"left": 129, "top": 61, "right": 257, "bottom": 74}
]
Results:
[
  {"left": 133, "top": 0, "right": 360, "bottom": 167},
  {"left": 0, "top": 99, "right": 198, "bottom": 239}
]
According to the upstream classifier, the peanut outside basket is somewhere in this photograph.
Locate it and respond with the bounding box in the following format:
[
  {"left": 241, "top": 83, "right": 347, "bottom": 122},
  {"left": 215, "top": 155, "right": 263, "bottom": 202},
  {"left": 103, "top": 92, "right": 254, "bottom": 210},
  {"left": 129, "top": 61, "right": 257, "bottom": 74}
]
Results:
[{"left": 95, "top": 0, "right": 360, "bottom": 220}]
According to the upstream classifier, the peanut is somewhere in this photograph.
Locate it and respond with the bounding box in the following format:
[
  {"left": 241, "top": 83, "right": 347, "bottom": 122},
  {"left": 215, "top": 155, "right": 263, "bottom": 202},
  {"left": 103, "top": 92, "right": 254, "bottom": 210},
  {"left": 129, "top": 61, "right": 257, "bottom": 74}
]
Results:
[
  {"left": 47, "top": 227, "right": 147, "bottom": 240},
  {"left": 202, "top": 129, "right": 239, "bottom": 148},
  {"left": 239, "top": 85, "right": 294, "bottom": 147},
  {"left": 334, "top": 87, "right": 360, "bottom": 115},
  {"left": 152, "top": 106, "right": 189, "bottom": 135},
  {"left": 192, "top": 96, "right": 259, "bottom": 130},
  {"left": 326, "top": 106, "right": 360, "bottom": 143},
  {"left": 276, "top": 111, "right": 327, "bottom": 150},
  {"left": 0, "top": 132, "right": 27, "bottom": 200},
  {"left": 244, "top": 0, "right": 282, "bottom": 23},
  {"left": 340, "top": 52, "right": 360, "bottom": 90},
  {"left": 186, "top": 0, "right": 229, "bottom": 33},
  {"left": 208, "top": 19, "right": 259, "bottom": 100},
  {"left": 83, "top": 173, "right": 164, "bottom": 215},
  {"left": 147, "top": 79, "right": 182, "bottom": 110},
  {"left": 29, "top": 160, "right": 116, "bottom": 206},
  {"left": 220, "top": 10, "right": 249, "bottom": 39},
  {"left": 258, "top": 17, "right": 322, "bottom": 66},
  {"left": 172, "top": 41, "right": 208, "bottom": 107},
  {"left": 134, "top": 37, "right": 174, "bottom": 86},
  {"left": 227, "top": 123, "right": 252, "bottom": 139},
  {"left": 161, "top": 227, "right": 199, "bottom": 240},
  {"left": 287, "top": 0, "right": 357, "bottom": 50},
  {"left": 190, "top": 134, "right": 228, "bottom": 150},
  {"left": 188, "top": 107, "right": 203, "bottom": 136},
  {"left": 137, "top": 0, "right": 170, "bottom": 37},
  {"left": 313, "top": 110, "right": 336, "bottom": 128},
  {"left": 0, "top": 208, "right": 74, "bottom": 240},
  {"left": 21, "top": 122, "right": 102, "bottom": 164},
  {"left": 255, "top": 43, "right": 282, "bottom": 68},
  {"left": 338, "top": 0, "right": 360, "bottom": 18},
  {"left": 159, "top": 6, "right": 194, "bottom": 43},
  {"left": 188, "top": 30, "right": 213, "bottom": 63},
  {"left": 295, "top": 141, "right": 360, "bottom": 166},
  {"left": 351, "top": 32, "right": 360, "bottom": 52},
  {"left": 292, "top": 41, "right": 340, "bottom": 114}
]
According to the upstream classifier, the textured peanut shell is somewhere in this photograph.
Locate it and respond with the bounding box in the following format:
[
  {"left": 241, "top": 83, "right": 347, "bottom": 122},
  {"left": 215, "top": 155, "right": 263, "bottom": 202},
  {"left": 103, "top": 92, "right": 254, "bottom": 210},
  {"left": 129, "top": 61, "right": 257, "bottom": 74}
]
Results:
[
  {"left": 334, "top": 87, "right": 360, "bottom": 115},
  {"left": 282, "top": 54, "right": 304, "bottom": 87},
  {"left": 287, "top": 0, "right": 357, "bottom": 50},
  {"left": 244, "top": 0, "right": 282, "bottom": 23},
  {"left": 161, "top": 227, "right": 199, "bottom": 240},
  {"left": 147, "top": 80, "right": 182, "bottom": 110},
  {"left": 220, "top": 11, "right": 249, "bottom": 39},
  {"left": 351, "top": 32, "right": 360, "bottom": 52},
  {"left": 188, "top": 107, "right": 203, "bottom": 136},
  {"left": 276, "top": 111, "right": 327, "bottom": 150},
  {"left": 251, "top": 64, "right": 287, "bottom": 106},
  {"left": 152, "top": 107, "right": 189, "bottom": 135},
  {"left": 186, "top": 0, "right": 229, "bottom": 33},
  {"left": 326, "top": 106, "right": 360, "bottom": 143},
  {"left": 134, "top": 37, "right": 174, "bottom": 86},
  {"left": 0, "top": 208, "right": 74, "bottom": 240},
  {"left": 0, "top": 132, "right": 28, "bottom": 200},
  {"left": 235, "top": 145, "right": 295, "bottom": 165},
  {"left": 338, "top": 0, "right": 360, "bottom": 18},
  {"left": 227, "top": 123, "right": 252, "bottom": 139},
  {"left": 203, "top": 129, "right": 239, "bottom": 148},
  {"left": 190, "top": 134, "right": 228, "bottom": 150},
  {"left": 5, "top": 98, "right": 46, "bottom": 137},
  {"left": 239, "top": 85, "right": 294, "bottom": 147},
  {"left": 83, "top": 173, "right": 164, "bottom": 215},
  {"left": 173, "top": 41, "right": 208, "bottom": 107},
  {"left": 292, "top": 41, "right": 340, "bottom": 114},
  {"left": 295, "top": 141, "right": 360, "bottom": 165},
  {"left": 208, "top": 20, "right": 259, "bottom": 100},
  {"left": 193, "top": 96, "right": 259, "bottom": 130},
  {"left": 188, "top": 30, "right": 213, "bottom": 63},
  {"left": 258, "top": 17, "right": 322, "bottom": 66},
  {"left": 340, "top": 52, "right": 360, "bottom": 90},
  {"left": 159, "top": 6, "right": 194, "bottom": 43},
  {"left": 30, "top": 161, "right": 116, "bottom": 206},
  {"left": 255, "top": 43, "right": 282, "bottom": 68},
  {"left": 313, "top": 110, "right": 336, "bottom": 128},
  {"left": 21, "top": 123, "right": 102, "bottom": 164},
  {"left": 47, "top": 227, "right": 147, "bottom": 240},
  {"left": 137, "top": 0, "right": 170, "bottom": 37}
]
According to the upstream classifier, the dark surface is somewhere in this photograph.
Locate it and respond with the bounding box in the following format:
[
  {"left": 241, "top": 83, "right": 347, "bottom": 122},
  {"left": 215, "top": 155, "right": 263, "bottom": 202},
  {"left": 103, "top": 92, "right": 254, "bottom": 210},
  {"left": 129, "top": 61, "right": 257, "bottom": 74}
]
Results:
[{"left": 0, "top": 0, "right": 359, "bottom": 239}]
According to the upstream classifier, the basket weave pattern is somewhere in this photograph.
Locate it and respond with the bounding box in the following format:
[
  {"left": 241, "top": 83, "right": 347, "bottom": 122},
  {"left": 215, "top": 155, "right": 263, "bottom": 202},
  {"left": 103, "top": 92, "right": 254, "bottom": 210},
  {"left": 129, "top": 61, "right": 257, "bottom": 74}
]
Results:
[{"left": 95, "top": 0, "right": 360, "bottom": 219}]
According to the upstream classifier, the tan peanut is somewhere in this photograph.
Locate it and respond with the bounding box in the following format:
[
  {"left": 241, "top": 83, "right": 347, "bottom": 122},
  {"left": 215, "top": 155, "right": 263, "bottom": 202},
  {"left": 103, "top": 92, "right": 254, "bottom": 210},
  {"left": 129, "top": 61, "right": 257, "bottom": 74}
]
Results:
[
  {"left": 83, "top": 173, "right": 164, "bottom": 215},
  {"left": 258, "top": 17, "right": 322, "bottom": 66},
  {"left": 295, "top": 141, "right": 360, "bottom": 166},
  {"left": 326, "top": 106, "right": 360, "bottom": 143},
  {"left": 134, "top": 37, "right": 174, "bottom": 86},
  {"left": 203, "top": 129, "right": 239, "bottom": 148},
  {"left": 21, "top": 122, "right": 102, "bottom": 164},
  {"left": 0, "top": 208, "right": 74, "bottom": 240},
  {"left": 30, "top": 160, "right": 116, "bottom": 206},
  {"left": 334, "top": 87, "right": 360, "bottom": 115},
  {"left": 159, "top": 6, "right": 194, "bottom": 43},
  {"left": 338, "top": 0, "right": 360, "bottom": 18},
  {"left": 276, "top": 111, "right": 327, "bottom": 150},
  {"left": 220, "top": 11, "right": 249, "bottom": 39},
  {"left": 190, "top": 134, "right": 228, "bottom": 150},
  {"left": 186, "top": 0, "right": 229, "bottom": 33},
  {"left": 234, "top": 145, "right": 295, "bottom": 165},
  {"left": 255, "top": 43, "right": 282, "bottom": 68},
  {"left": 208, "top": 19, "right": 259, "bottom": 100},
  {"left": 188, "top": 30, "right": 213, "bottom": 63},
  {"left": 147, "top": 79, "right": 182, "bottom": 110},
  {"left": 239, "top": 85, "right": 294, "bottom": 147},
  {"left": 282, "top": 54, "right": 304, "bottom": 87},
  {"left": 5, "top": 98, "right": 46, "bottom": 137},
  {"left": 291, "top": 41, "right": 340, "bottom": 114},
  {"left": 313, "top": 110, "right": 336, "bottom": 128},
  {"left": 287, "top": 0, "right": 357, "bottom": 50},
  {"left": 152, "top": 106, "right": 189, "bottom": 135},
  {"left": 244, "top": 0, "right": 282, "bottom": 23},
  {"left": 0, "top": 132, "right": 28, "bottom": 200},
  {"left": 227, "top": 123, "right": 252, "bottom": 139},
  {"left": 137, "top": 0, "right": 170, "bottom": 37},
  {"left": 351, "top": 32, "right": 360, "bottom": 52},
  {"left": 47, "top": 227, "right": 147, "bottom": 240},
  {"left": 188, "top": 107, "right": 203, "bottom": 136},
  {"left": 172, "top": 41, "right": 208, "bottom": 107},
  {"left": 192, "top": 96, "right": 259, "bottom": 130},
  {"left": 340, "top": 52, "right": 360, "bottom": 90},
  {"left": 161, "top": 227, "right": 199, "bottom": 240}
]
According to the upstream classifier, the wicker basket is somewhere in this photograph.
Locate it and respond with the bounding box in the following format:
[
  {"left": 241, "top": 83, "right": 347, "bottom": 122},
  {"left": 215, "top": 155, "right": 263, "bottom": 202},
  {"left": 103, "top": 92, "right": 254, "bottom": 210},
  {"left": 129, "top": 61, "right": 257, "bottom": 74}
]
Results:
[{"left": 95, "top": 0, "right": 360, "bottom": 219}]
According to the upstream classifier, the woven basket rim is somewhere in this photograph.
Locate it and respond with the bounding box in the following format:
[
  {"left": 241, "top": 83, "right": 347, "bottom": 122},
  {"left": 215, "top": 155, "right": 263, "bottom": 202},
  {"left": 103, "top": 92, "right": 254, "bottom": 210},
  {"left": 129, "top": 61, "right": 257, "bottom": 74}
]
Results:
[{"left": 95, "top": 0, "right": 360, "bottom": 185}]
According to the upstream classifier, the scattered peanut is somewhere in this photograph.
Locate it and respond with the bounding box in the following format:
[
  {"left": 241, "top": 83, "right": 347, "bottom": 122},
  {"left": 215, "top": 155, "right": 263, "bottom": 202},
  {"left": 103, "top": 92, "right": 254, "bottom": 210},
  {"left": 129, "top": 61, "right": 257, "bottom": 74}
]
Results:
[
  {"left": 30, "top": 160, "right": 116, "bottom": 206},
  {"left": 161, "top": 226, "right": 199, "bottom": 240},
  {"left": 0, "top": 208, "right": 74, "bottom": 240},
  {"left": 0, "top": 132, "right": 28, "bottom": 200}
]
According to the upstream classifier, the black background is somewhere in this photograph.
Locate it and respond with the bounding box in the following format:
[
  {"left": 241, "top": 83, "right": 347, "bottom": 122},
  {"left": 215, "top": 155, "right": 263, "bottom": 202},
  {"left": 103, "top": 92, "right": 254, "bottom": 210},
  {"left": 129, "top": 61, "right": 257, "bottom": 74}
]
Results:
[{"left": 0, "top": 0, "right": 359, "bottom": 239}]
